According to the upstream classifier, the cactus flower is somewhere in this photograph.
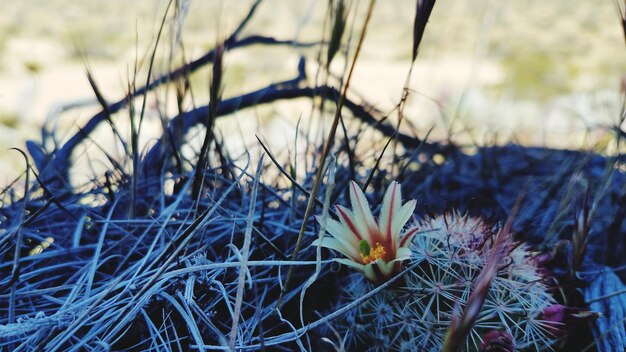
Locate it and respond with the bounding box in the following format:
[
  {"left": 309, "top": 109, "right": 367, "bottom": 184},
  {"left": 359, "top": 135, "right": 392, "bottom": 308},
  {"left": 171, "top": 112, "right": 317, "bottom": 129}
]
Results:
[{"left": 313, "top": 181, "right": 418, "bottom": 283}]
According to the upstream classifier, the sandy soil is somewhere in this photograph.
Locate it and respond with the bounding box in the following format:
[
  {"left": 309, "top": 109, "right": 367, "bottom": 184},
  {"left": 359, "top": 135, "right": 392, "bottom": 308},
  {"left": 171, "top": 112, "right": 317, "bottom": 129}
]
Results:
[{"left": 0, "top": 0, "right": 624, "bottom": 187}]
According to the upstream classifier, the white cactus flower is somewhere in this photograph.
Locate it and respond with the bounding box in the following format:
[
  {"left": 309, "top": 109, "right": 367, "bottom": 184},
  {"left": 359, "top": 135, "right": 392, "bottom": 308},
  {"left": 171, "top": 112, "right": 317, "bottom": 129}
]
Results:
[{"left": 314, "top": 181, "right": 418, "bottom": 284}]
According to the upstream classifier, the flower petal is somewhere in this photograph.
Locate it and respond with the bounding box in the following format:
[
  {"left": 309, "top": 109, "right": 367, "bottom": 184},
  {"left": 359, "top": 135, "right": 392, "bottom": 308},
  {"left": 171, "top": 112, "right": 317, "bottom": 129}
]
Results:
[
  {"left": 394, "top": 247, "right": 412, "bottom": 261},
  {"left": 391, "top": 200, "right": 416, "bottom": 248},
  {"left": 362, "top": 259, "right": 396, "bottom": 283},
  {"left": 399, "top": 226, "right": 419, "bottom": 248},
  {"left": 335, "top": 258, "right": 365, "bottom": 271},
  {"left": 312, "top": 237, "right": 361, "bottom": 262},
  {"left": 335, "top": 206, "right": 366, "bottom": 243},
  {"left": 348, "top": 181, "right": 378, "bottom": 240},
  {"left": 375, "top": 259, "right": 395, "bottom": 277},
  {"left": 363, "top": 262, "right": 381, "bottom": 283},
  {"left": 324, "top": 217, "right": 361, "bottom": 253},
  {"left": 379, "top": 181, "right": 401, "bottom": 246}
]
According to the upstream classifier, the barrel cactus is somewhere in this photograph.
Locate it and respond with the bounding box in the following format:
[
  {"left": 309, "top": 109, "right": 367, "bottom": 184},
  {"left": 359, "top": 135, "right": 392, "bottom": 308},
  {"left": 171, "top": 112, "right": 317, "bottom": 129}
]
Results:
[{"left": 322, "top": 201, "right": 564, "bottom": 350}]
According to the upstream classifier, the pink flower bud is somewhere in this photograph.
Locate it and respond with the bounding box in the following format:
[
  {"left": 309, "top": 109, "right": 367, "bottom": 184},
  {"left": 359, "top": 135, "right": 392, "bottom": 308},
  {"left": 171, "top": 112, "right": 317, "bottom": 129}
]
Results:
[
  {"left": 479, "top": 330, "right": 515, "bottom": 352},
  {"left": 539, "top": 304, "right": 600, "bottom": 338}
]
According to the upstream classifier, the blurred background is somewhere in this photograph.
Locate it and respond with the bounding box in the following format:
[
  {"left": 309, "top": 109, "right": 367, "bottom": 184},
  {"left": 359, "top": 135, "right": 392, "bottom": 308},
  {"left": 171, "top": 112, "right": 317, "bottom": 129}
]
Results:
[{"left": 0, "top": 0, "right": 624, "bottom": 187}]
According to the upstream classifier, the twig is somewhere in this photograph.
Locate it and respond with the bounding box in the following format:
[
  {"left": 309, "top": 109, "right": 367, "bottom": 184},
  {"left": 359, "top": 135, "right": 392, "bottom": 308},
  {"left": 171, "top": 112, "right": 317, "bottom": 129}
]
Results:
[
  {"left": 362, "top": 131, "right": 397, "bottom": 191},
  {"left": 1, "top": 149, "right": 29, "bottom": 343},
  {"left": 277, "top": 0, "right": 378, "bottom": 309},
  {"left": 229, "top": 155, "right": 264, "bottom": 349},
  {"left": 142, "top": 81, "right": 430, "bottom": 178},
  {"left": 41, "top": 25, "right": 315, "bottom": 187},
  {"left": 256, "top": 135, "right": 328, "bottom": 211},
  {"left": 192, "top": 41, "right": 224, "bottom": 200},
  {"left": 299, "top": 155, "right": 336, "bottom": 330}
]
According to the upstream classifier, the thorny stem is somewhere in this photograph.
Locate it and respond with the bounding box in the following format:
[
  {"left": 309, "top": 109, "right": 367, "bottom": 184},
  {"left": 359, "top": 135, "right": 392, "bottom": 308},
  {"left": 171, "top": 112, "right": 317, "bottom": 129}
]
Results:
[{"left": 442, "top": 190, "right": 524, "bottom": 352}]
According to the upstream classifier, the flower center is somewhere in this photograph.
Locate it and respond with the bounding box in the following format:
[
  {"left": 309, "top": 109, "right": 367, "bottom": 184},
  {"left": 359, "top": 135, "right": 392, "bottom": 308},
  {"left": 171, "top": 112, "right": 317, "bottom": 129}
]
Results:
[{"left": 359, "top": 240, "right": 387, "bottom": 264}]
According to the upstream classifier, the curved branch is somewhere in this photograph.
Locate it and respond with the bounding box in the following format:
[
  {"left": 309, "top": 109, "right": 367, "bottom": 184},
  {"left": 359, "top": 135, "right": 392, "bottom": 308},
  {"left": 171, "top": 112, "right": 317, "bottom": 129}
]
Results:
[
  {"left": 142, "top": 81, "right": 430, "bottom": 175},
  {"left": 37, "top": 36, "right": 317, "bottom": 189}
]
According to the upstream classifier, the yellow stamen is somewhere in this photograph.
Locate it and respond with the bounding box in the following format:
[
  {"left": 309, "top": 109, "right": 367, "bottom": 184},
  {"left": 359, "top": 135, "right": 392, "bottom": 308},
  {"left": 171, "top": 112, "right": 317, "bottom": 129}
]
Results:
[{"left": 361, "top": 242, "right": 386, "bottom": 264}]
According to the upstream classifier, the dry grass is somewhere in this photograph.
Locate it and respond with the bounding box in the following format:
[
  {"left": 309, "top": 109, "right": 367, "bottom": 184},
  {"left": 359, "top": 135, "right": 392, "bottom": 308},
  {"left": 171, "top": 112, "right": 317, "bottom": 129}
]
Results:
[{"left": 0, "top": 1, "right": 625, "bottom": 351}]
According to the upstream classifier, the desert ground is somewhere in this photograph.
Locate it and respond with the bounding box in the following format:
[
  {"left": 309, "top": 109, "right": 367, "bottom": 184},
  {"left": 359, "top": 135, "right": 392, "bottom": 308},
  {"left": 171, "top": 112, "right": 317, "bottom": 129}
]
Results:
[{"left": 0, "top": 0, "right": 624, "bottom": 186}]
